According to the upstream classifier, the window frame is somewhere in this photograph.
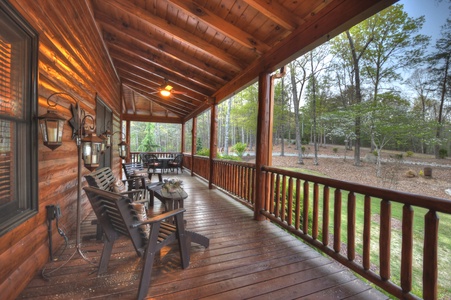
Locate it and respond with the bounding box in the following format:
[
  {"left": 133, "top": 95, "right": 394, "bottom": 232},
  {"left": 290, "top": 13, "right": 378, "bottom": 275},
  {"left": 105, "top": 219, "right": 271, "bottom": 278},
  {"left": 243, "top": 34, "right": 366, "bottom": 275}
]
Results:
[{"left": 0, "top": 0, "right": 39, "bottom": 236}]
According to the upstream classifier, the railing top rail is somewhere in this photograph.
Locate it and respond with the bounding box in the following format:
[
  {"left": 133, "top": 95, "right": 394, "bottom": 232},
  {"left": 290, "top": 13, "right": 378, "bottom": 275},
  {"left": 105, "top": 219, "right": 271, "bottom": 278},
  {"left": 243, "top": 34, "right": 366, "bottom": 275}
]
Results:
[
  {"left": 262, "top": 165, "right": 451, "bottom": 214},
  {"left": 212, "top": 158, "right": 256, "bottom": 168}
]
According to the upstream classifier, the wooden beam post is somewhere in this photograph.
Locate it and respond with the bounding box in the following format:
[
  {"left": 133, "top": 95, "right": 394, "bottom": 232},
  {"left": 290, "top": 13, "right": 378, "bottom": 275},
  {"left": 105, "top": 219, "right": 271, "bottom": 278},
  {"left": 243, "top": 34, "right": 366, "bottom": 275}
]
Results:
[
  {"left": 125, "top": 120, "right": 131, "bottom": 163},
  {"left": 209, "top": 101, "right": 218, "bottom": 189},
  {"left": 254, "top": 71, "right": 272, "bottom": 221},
  {"left": 191, "top": 116, "right": 197, "bottom": 176},
  {"left": 181, "top": 122, "right": 185, "bottom": 153}
]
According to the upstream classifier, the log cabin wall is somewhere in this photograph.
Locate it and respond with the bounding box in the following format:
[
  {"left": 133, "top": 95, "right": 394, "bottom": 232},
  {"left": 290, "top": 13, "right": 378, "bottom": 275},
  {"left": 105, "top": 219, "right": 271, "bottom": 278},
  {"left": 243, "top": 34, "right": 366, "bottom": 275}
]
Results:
[{"left": 0, "top": 1, "right": 121, "bottom": 299}]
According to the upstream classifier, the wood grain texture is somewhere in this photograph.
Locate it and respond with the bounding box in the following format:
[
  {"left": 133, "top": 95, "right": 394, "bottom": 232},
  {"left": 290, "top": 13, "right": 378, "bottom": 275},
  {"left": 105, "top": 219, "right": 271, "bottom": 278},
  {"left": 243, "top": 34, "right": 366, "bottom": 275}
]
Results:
[{"left": 18, "top": 173, "right": 387, "bottom": 300}]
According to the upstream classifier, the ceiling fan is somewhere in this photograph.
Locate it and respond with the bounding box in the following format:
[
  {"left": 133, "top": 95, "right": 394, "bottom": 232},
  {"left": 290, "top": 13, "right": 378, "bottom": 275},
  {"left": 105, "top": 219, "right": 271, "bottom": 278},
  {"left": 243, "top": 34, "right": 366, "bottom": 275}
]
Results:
[{"left": 152, "top": 79, "right": 186, "bottom": 97}]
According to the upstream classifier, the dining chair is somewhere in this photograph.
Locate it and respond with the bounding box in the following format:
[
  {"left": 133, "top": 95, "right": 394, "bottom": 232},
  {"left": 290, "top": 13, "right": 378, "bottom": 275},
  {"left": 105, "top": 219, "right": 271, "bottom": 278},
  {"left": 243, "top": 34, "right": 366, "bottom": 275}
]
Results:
[{"left": 168, "top": 154, "right": 183, "bottom": 174}]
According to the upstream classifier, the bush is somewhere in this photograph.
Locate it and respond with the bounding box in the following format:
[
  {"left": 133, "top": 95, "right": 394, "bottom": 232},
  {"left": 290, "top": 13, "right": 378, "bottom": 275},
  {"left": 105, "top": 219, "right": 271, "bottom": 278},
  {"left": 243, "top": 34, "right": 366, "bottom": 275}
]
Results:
[
  {"left": 231, "top": 142, "right": 247, "bottom": 158},
  {"left": 196, "top": 148, "right": 210, "bottom": 157},
  {"left": 406, "top": 151, "right": 414, "bottom": 157},
  {"left": 439, "top": 148, "right": 448, "bottom": 159},
  {"left": 219, "top": 154, "right": 242, "bottom": 161},
  {"left": 395, "top": 153, "right": 403, "bottom": 160},
  {"left": 372, "top": 150, "right": 378, "bottom": 156},
  {"left": 333, "top": 148, "right": 338, "bottom": 153}
]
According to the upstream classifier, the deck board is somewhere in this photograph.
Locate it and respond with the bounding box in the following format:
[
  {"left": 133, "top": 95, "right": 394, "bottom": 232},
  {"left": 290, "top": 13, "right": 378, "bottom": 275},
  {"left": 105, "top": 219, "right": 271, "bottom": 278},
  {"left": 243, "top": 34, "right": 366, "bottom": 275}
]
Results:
[{"left": 18, "top": 172, "right": 388, "bottom": 300}]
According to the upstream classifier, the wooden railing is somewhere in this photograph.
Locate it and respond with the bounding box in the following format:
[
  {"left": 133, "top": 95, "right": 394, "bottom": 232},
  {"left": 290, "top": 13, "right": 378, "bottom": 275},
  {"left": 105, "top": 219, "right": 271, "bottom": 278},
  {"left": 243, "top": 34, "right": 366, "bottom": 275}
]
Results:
[
  {"left": 212, "top": 159, "right": 256, "bottom": 207},
  {"left": 130, "top": 152, "right": 180, "bottom": 163},
  {"left": 185, "top": 155, "right": 450, "bottom": 299},
  {"left": 192, "top": 155, "right": 210, "bottom": 180},
  {"left": 259, "top": 165, "right": 451, "bottom": 300}
]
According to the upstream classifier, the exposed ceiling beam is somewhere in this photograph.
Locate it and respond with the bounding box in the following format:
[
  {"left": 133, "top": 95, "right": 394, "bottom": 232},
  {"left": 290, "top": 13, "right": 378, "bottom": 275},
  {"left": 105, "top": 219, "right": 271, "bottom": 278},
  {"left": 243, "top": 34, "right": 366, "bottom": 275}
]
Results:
[
  {"left": 95, "top": 14, "right": 233, "bottom": 82},
  {"left": 108, "top": 48, "right": 214, "bottom": 99},
  {"left": 122, "top": 113, "right": 183, "bottom": 124},
  {"left": 167, "top": 0, "right": 269, "bottom": 54},
  {"left": 242, "top": 0, "right": 300, "bottom": 31},
  {"left": 121, "top": 80, "right": 192, "bottom": 117},
  {"left": 105, "top": 39, "right": 222, "bottom": 92},
  {"left": 120, "top": 74, "right": 197, "bottom": 111},
  {"left": 108, "top": 0, "right": 246, "bottom": 72}
]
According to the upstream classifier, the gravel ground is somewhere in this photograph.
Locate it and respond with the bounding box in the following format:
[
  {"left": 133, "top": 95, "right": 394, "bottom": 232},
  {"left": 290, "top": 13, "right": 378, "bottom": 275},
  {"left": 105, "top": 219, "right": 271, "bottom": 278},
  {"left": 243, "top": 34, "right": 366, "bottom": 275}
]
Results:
[{"left": 247, "top": 144, "right": 451, "bottom": 200}]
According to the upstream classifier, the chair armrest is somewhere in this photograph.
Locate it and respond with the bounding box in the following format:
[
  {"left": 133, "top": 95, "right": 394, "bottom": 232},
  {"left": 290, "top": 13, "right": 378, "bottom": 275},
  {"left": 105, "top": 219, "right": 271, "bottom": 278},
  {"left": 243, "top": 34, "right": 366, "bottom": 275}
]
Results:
[
  {"left": 131, "top": 208, "right": 186, "bottom": 227},
  {"left": 119, "top": 189, "right": 144, "bottom": 195}
]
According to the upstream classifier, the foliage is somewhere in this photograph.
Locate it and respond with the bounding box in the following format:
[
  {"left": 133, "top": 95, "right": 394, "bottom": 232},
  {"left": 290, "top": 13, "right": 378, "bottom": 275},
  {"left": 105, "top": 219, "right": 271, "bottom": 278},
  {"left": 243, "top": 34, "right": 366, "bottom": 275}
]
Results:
[
  {"left": 439, "top": 148, "right": 448, "bottom": 159},
  {"left": 218, "top": 154, "right": 242, "bottom": 161},
  {"left": 333, "top": 148, "right": 338, "bottom": 153},
  {"left": 406, "top": 151, "right": 414, "bottom": 157},
  {"left": 231, "top": 142, "right": 247, "bottom": 158},
  {"left": 196, "top": 137, "right": 203, "bottom": 152},
  {"left": 196, "top": 148, "right": 210, "bottom": 157}
]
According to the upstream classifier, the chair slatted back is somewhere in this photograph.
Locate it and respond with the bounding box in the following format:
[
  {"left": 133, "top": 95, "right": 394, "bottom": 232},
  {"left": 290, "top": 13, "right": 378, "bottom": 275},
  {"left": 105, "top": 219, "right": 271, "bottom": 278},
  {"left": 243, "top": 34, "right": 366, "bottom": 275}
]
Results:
[
  {"left": 122, "top": 162, "right": 146, "bottom": 178},
  {"left": 85, "top": 167, "right": 116, "bottom": 191},
  {"left": 84, "top": 186, "right": 147, "bottom": 255}
]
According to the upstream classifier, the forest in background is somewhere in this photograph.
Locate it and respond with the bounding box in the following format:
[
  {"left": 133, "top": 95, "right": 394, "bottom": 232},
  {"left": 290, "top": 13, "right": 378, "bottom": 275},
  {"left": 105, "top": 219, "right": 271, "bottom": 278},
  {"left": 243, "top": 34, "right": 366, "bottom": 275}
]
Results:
[{"left": 127, "top": 3, "right": 451, "bottom": 168}]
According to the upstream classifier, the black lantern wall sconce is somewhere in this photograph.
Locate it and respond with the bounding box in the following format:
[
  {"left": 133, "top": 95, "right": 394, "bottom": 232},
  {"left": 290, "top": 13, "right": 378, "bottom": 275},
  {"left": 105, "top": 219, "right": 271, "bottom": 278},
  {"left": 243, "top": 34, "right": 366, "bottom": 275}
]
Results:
[
  {"left": 38, "top": 92, "right": 106, "bottom": 171},
  {"left": 38, "top": 93, "right": 67, "bottom": 150},
  {"left": 102, "top": 121, "right": 128, "bottom": 159},
  {"left": 68, "top": 101, "right": 105, "bottom": 171}
]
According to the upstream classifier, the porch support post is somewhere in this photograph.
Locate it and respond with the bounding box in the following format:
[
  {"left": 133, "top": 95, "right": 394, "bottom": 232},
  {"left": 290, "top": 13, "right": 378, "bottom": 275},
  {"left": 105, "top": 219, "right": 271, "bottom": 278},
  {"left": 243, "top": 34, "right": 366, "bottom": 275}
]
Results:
[
  {"left": 181, "top": 122, "right": 185, "bottom": 153},
  {"left": 191, "top": 116, "right": 197, "bottom": 176},
  {"left": 209, "top": 101, "right": 218, "bottom": 189},
  {"left": 254, "top": 71, "right": 272, "bottom": 221},
  {"left": 125, "top": 120, "right": 131, "bottom": 163}
]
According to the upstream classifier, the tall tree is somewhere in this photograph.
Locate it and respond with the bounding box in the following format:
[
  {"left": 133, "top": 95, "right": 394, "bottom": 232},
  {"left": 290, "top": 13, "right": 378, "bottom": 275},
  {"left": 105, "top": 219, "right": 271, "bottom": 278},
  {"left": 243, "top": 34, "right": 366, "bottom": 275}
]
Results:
[
  {"left": 428, "top": 18, "right": 451, "bottom": 158},
  {"left": 224, "top": 97, "right": 232, "bottom": 155},
  {"left": 330, "top": 4, "right": 428, "bottom": 165},
  {"left": 289, "top": 57, "right": 309, "bottom": 164}
]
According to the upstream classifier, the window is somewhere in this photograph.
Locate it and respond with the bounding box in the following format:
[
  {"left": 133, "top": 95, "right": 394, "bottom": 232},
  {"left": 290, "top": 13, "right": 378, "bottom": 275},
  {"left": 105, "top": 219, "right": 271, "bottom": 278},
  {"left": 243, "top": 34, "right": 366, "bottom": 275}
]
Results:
[{"left": 0, "top": 0, "right": 38, "bottom": 235}]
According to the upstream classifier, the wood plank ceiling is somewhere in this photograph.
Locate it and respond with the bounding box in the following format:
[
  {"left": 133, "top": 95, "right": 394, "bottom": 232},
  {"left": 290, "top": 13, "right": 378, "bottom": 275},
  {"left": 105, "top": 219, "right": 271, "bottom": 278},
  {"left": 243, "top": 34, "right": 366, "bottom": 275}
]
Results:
[{"left": 89, "top": 0, "right": 396, "bottom": 123}]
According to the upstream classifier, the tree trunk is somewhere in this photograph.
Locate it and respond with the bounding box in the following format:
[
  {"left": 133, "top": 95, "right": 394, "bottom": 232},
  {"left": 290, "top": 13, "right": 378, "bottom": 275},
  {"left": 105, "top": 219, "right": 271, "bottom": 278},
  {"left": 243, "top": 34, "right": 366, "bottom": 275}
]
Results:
[
  {"left": 290, "top": 66, "right": 304, "bottom": 164},
  {"left": 346, "top": 30, "right": 363, "bottom": 166},
  {"left": 224, "top": 97, "right": 232, "bottom": 155},
  {"left": 311, "top": 52, "right": 319, "bottom": 165},
  {"left": 435, "top": 54, "right": 449, "bottom": 158}
]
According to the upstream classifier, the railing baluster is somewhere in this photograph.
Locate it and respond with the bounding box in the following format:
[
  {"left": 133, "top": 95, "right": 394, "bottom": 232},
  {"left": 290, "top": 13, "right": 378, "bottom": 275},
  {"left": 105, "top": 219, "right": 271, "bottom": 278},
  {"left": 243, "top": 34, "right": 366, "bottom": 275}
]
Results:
[
  {"left": 205, "top": 163, "right": 450, "bottom": 299},
  {"left": 269, "top": 173, "right": 275, "bottom": 214},
  {"left": 380, "top": 199, "right": 391, "bottom": 281},
  {"left": 423, "top": 210, "right": 439, "bottom": 300},
  {"left": 322, "top": 186, "right": 329, "bottom": 246},
  {"left": 347, "top": 192, "right": 356, "bottom": 261},
  {"left": 281, "top": 176, "right": 287, "bottom": 222},
  {"left": 312, "top": 183, "right": 319, "bottom": 240},
  {"left": 334, "top": 189, "right": 341, "bottom": 253},
  {"left": 303, "top": 181, "right": 309, "bottom": 234},
  {"left": 274, "top": 174, "right": 280, "bottom": 218},
  {"left": 363, "top": 195, "right": 371, "bottom": 270},
  {"left": 295, "top": 179, "right": 301, "bottom": 230},
  {"left": 287, "top": 177, "right": 293, "bottom": 226},
  {"left": 401, "top": 204, "right": 413, "bottom": 294}
]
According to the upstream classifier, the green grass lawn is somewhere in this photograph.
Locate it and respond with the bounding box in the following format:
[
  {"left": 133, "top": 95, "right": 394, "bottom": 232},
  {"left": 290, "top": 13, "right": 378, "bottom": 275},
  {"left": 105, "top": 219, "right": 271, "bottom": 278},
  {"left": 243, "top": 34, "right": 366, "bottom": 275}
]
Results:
[{"left": 281, "top": 167, "right": 451, "bottom": 299}]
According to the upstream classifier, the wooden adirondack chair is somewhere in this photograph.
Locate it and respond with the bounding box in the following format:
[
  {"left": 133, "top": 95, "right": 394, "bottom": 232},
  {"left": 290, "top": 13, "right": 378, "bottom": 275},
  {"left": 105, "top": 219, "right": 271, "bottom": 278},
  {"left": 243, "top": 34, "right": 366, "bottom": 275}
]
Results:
[{"left": 83, "top": 186, "right": 204, "bottom": 300}]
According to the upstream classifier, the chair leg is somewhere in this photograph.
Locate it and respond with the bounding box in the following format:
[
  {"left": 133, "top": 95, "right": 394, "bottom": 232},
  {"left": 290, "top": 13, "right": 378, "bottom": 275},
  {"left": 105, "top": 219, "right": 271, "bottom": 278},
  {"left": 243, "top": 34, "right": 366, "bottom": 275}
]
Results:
[
  {"left": 174, "top": 213, "right": 190, "bottom": 269},
  {"left": 137, "top": 223, "right": 161, "bottom": 300},
  {"left": 98, "top": 238, "right": 115, "bottom": 275}
]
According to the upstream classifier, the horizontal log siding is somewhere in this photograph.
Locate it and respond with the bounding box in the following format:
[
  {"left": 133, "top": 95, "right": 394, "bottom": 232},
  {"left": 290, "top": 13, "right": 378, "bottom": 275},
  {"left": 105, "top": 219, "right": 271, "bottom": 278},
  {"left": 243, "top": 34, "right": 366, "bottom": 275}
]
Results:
[{"left": 0, "top": 1, "right": 120, "bottom": 299}]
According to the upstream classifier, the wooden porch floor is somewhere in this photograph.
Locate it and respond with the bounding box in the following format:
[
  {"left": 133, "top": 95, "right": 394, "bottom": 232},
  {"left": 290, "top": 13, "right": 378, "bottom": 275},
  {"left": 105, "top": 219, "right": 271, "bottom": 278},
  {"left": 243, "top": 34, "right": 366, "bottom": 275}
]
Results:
[{"left": 19, "top": 172, "right": 388, "bottom": 300}]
